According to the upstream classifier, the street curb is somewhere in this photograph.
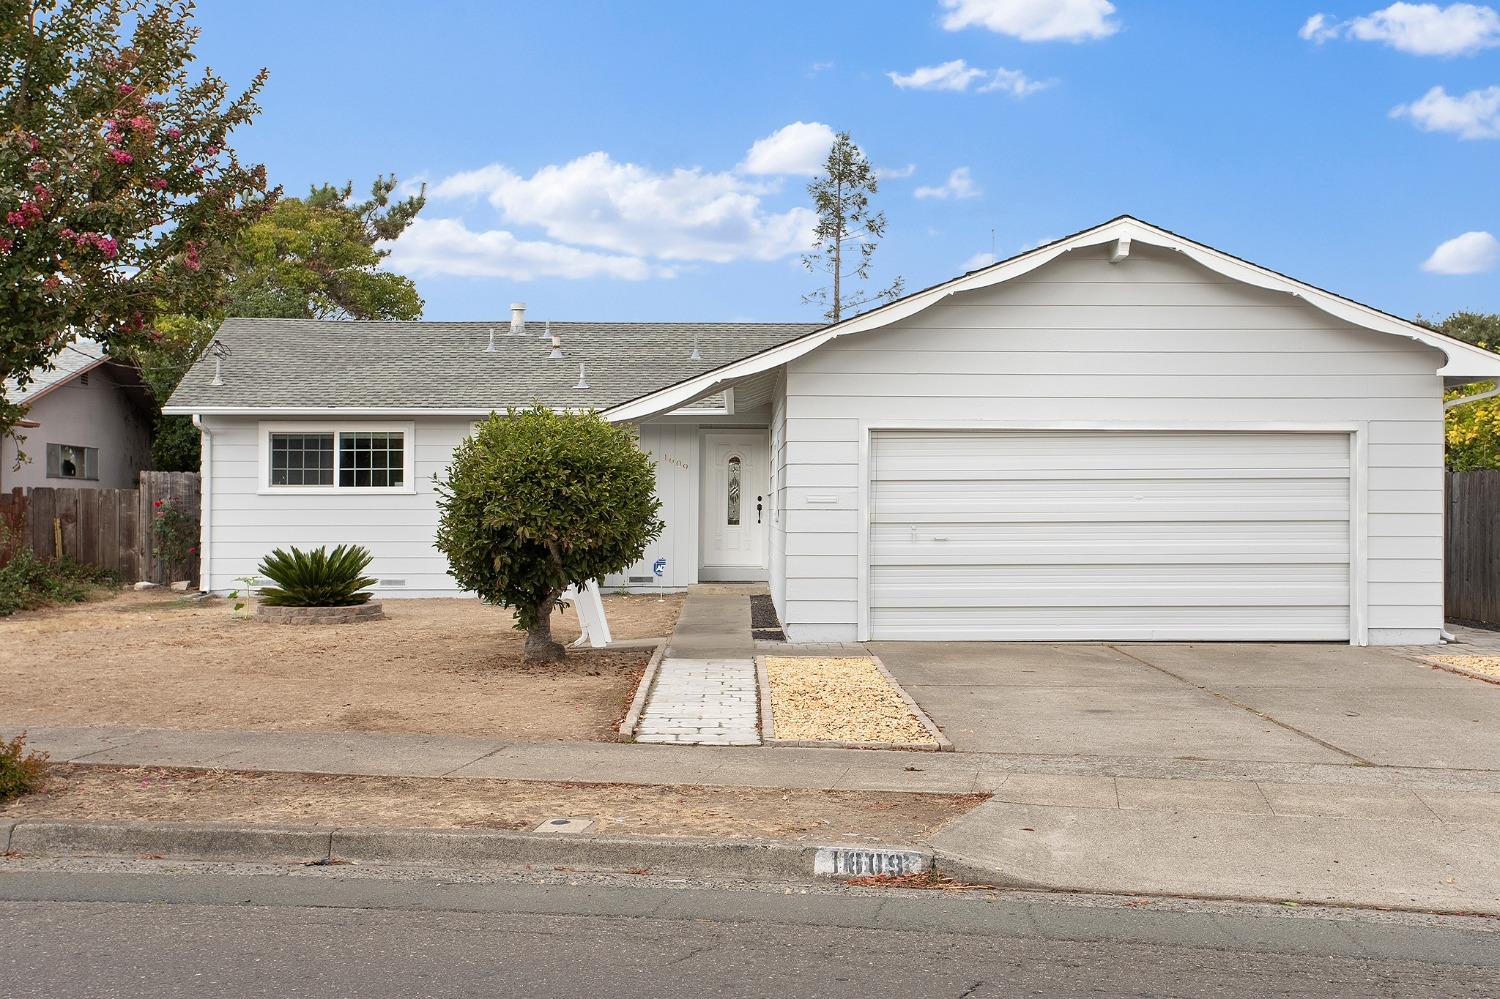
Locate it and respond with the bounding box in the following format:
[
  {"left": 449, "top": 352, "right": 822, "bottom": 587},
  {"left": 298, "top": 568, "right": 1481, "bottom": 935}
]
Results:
[
  {"left": 0, "top": 818, "right": 934, "bottom": 882},
  {"left": 755, "top": 654, "right": 954, "bottom": 752},
  {"left": 8, "top": 819, "right": 332, "bottom": 865},
  {"left": 1, "top": 819, "right": 14, "bottom": 854},
  {"left": 1421, "top": 658, "right": 1500, "bottom": 688},
  {"left": 618, "top": 640, "right": 668, "bottom": 737}
]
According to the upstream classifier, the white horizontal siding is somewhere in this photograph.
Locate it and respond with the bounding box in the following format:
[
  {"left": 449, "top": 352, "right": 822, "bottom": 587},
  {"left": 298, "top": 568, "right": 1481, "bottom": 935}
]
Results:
[
  {"left": 203, "top": 416, "right": 473, "bottom": 596},
  {"left": 207, "top": 415, "right": 703, "bottom": 598},
  {"left": 776, "top": 242, "right": 1447, "bottom": 644}
]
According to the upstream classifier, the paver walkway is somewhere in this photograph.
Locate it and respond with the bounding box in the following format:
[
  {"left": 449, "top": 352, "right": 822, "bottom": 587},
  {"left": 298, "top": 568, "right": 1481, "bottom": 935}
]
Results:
[
  {"left": 635, "top": 658, "right": 760, "bottom": 745},
  {"left": 637, "top": 585, "right": 763, "bottom": 745}
]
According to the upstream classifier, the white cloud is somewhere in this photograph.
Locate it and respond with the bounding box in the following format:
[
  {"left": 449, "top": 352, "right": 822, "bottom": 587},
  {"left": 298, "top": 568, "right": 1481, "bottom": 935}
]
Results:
[
  {"left": 875, "top": 163, "right": 917, "bottom": 180},
  {"left": 739, "top": 121, "right": 837, "bottom": 176},
  {"left": 1300, "top": 4, "right": 1500, "bottom": 56},
  {"left": 1392, "top": 84, "right": 1500, "bottom": 137},
  {"left": 889, "top": 59, "right": 988, "bottom": 91},
  {"left": 915, "top": 167, "right": 981, "bottom": 200},
  {"left": 383, "top": 218, "right": 654, "bottom": 281},
  {"left": 887, "top": 59, "right": 1051, "bottom": 96},
  {"left": 963, "top": 251, "right": 999, "bottom": 270},
  {"left": 427, "top": 151, "right": 817, "bottom": 265},
  {"left": 1422, "top": 230, "right": 1500, "bottom": 273},
  {"left": 1299, "top": 13, "right": 1343, "bottom": 42},
  {"left": 939, "top": 0, "right": 1119, "bottom": 42}
]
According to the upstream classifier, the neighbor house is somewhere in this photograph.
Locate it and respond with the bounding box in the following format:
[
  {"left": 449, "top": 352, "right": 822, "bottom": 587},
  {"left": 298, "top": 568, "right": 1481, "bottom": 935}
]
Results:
[
  {"left": 164, "top": 216, "right": 1500, "bottom": 646},
  {"left": 2, "top": 338, "right": 154, "bottom": 491}
]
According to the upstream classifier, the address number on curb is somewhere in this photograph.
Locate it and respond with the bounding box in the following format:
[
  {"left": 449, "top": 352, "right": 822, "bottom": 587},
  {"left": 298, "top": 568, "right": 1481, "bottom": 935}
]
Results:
[{"left": 814, "top": 847, "right": 930, "bottom": 878}]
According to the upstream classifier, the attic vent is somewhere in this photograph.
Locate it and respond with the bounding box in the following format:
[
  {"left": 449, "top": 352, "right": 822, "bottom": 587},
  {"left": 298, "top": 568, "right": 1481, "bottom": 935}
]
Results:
[
  {"left": 510, "top": 302, "right": 526, "bottom": 336},
  {"left": 628, "top": 575, "right": 654, "bottom": 583},
  {"left": 377, "top": 578, "right": 406, "bottom": 587},
  {"left": 78, "top": 372, "right": 90, "bottom": 386}
]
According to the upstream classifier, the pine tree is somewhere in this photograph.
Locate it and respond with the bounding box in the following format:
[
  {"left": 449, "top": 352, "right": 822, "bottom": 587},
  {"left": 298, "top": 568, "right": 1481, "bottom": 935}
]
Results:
[{"left": 801, "top": 131, "right": 903, "bottom": 323}]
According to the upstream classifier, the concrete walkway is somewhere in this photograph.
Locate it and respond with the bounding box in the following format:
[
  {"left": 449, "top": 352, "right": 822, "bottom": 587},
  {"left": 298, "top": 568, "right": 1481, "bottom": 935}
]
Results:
[
  {"left": 16, "top": 723, "right": 1500, "bottom": 914},
  {"left": 637, "top": 585, "right": 761, "bottom": 746}
]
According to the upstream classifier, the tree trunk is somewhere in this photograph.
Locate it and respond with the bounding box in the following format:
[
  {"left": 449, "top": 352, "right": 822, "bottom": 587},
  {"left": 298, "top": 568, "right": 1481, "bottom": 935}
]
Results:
[{"left": 524, "top": 594, "right": 566, "bottom": 663}]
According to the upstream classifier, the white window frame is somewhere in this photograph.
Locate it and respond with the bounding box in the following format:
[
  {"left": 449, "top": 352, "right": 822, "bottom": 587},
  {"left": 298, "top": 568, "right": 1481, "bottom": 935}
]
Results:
[{"left": 258, "top": 421, "right": 417, "bottom": 495}]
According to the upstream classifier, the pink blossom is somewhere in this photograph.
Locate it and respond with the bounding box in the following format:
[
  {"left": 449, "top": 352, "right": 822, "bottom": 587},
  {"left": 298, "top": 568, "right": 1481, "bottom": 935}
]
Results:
[
  {"left": 43, "top": 277, "right": 59, "bottom": 289},
  {"left": 150, "top": 178, "right": 168, "bottom": 190},
  {"left": 118, "top": 83, "right": 134, "bottom": 95},
  {"left": 183, "top": 244, "right": 202, "bottom": 271},
  {"left": 109, "top": 149, "right": 134, "bottom": 165},
  {"left": 0, "top": 237, "right": 12, "bottom": 254},
  {"left": 206, "top": 144, "right": 219, "bottom": 155},
  {"left": 32, "top": 183, "right": 50, "bottom": 202},
  {"left": 191, "top": 165, "right": 204, "bottom": 174},
  {"left": 128, "top": 115, "right": 152, "bottom": 131},
  {"left": 6, "top": 201, "right": 42, "bottom": 228},
  {"left": 28, "top": 138, "right": 40, "bottom": 153},
  {"left": 28, "top": 159, "right": 48, "bottom": 174},
  {"left": 165, "top": 127, "right": 182, "bottom": 139}
]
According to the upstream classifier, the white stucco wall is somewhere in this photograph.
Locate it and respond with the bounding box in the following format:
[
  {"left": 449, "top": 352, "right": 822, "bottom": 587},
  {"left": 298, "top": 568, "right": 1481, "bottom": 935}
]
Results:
[
  {"left": 775, "top": 242, "right": 1446, "bottom": 645},
  {"left": 1, "top": 365, "right": 152, "bottom": 491}
]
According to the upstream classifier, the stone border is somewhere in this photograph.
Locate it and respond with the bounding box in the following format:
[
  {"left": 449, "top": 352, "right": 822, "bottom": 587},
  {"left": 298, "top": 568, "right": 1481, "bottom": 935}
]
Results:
[
  {"left": 256, "top": 601, "right": 384, "bottom": 625},
  {"left": 1, "top": 818, "right": 932, "bottom": 883},
  {"left": 755, "top": 654, "right": 953, "bottom": 752},
  {"left": 618, "top": 640, "right": 669, "bottom": 737},
  {"left": 1420, "top": 657, "right": 1500, "bottom": 688}
]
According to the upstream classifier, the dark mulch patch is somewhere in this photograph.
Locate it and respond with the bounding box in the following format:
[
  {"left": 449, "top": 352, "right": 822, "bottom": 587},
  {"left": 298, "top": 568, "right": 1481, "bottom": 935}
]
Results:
[{"left": 750, "top": 594, "right": 785, "bottom": 641}]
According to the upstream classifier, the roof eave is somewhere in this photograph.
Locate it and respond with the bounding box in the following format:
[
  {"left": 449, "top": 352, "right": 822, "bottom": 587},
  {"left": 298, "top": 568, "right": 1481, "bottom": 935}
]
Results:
[{"left": 602, "top": 216, "right": 1500, "bottom": 421}]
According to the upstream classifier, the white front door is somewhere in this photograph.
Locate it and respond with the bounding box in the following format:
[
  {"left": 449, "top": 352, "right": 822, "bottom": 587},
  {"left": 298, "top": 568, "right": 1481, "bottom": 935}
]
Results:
[{"left": 701, "top": 432, "right": 769, "bottom": 579}]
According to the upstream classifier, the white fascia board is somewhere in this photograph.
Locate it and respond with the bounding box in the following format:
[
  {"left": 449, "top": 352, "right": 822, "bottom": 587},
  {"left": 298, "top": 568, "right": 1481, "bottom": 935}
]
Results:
[{"left": 602, "top": 216, "right": 1500, "bottom": 422}]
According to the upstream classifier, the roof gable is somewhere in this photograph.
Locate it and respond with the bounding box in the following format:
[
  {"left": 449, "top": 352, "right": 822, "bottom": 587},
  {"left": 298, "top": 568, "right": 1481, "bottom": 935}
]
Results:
[{"left": 603, "top": 216, "right": 1500, "bottom": 422}]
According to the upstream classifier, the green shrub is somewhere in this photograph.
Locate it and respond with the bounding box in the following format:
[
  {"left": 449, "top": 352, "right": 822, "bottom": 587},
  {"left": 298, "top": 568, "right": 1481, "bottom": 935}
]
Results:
[
  {"left": 256, "top": 544, "right": 377, "bottom": 606},
  {"left": 0, "top": 548, "right": 117, "bottom": 616},
  {"left": 0, "top": 731, "right": 49, "bottom": 801},
  {"left": 435, "top": 406, "right": 663, "bottom": 662}
]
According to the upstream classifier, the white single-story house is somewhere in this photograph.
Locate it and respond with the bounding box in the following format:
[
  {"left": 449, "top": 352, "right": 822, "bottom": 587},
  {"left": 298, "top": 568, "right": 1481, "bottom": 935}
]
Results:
[
  {"left": 3, "top": 338, "right": 154, "bottom": 491},
  {"left": 165, "top": 216, "right": 1500, "bottom": 646}
]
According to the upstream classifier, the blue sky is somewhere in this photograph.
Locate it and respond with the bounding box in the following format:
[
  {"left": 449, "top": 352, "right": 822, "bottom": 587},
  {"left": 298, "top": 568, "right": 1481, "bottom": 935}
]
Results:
[{"left": 192, "top": 1, "right": 1499, "bottom": 323}]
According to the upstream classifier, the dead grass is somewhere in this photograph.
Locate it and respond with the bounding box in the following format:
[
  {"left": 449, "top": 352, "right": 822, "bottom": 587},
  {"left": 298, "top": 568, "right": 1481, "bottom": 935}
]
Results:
[
  {"left": 0, "top": 764, "right": 979, "bottom": 843},
  {"left": 1429, "top": 656, "right": 1500, "bottom": 681},
  {"left": 0, "top": 590, "right": 683, "bottom": 741},
  {"left": 764, "top": 656, "right": 937, "bottom": 747}
]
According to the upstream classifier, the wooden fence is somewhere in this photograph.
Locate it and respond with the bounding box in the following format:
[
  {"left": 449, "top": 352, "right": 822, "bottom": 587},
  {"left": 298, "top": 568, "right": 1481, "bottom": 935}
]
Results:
[
  {"left": 1446, "top": 470, "right": 1500, "bottom": 628},
  {"left": 0, "top": 471, "right": 199, "bottom": 587}
]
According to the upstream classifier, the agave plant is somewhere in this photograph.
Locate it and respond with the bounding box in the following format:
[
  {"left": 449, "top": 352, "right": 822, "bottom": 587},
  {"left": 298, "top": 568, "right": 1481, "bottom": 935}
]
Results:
[{"left": 255, "top": 545, "right": 378, "bottom": 607}]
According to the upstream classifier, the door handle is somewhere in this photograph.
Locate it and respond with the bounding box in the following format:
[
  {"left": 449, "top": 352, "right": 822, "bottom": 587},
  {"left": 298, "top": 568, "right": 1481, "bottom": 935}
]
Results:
[{"left": 756, "top": 496, "right": 763, "bottom": 524}]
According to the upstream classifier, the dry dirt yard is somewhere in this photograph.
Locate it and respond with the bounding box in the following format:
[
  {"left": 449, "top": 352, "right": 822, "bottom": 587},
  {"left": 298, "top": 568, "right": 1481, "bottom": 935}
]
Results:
[
  {"left": 3, "top": 765, "right": 982, "bottom": 844},
  {"left": 0, "top": 590, "right": 683, "bottom": 741}
]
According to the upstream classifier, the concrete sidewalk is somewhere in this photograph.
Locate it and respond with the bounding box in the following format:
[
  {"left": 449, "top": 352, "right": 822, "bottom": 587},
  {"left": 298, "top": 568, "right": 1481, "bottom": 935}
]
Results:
[{"left": 12, "top": 723, "right": 1500, "bottom": 914}]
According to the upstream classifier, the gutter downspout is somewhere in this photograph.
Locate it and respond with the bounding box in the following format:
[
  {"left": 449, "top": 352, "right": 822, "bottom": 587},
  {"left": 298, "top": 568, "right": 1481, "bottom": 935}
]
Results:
[{"left": 192, "top": 414, "right": 212, "bottom": 593}]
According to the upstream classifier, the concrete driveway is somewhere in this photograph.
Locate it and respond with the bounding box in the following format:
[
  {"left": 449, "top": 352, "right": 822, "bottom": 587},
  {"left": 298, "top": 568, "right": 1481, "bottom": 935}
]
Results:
[{"left": 873, "top": 642, "right": 1500, "bottom": 769}]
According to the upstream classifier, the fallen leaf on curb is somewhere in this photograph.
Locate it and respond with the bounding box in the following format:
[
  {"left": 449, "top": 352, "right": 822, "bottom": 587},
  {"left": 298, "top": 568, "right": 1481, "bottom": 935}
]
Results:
[
  {"left": 137, "top": 852, "right": 165, "bottom": 860},
  {"left": 625, "top": 867, "right": 652, "bottom": 876},
  {"left": 302, "top": 856, "right": 353, "bottom": 867},
  {"left": 2, "top": 850, "right": 23, "bottom": 860},
  {"left": 846, "top": 871, "right": 994, "bottom": 892}
]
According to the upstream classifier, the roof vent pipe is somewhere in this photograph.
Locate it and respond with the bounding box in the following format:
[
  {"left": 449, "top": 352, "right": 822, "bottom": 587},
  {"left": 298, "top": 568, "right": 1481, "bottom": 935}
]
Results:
[
  {"left": 509, "top": 302, "right": 526, "bottom": 336},
  {"left": 573, "top": 362, "right": 589, "bottom": 390},
  {"left": 541, "top": 319, "right": 553, "bottom": 342},
  {"left": 549, "top": 329, "right": 564, "bottom": 360},
  {"left": 689, "top": 335, "right": 701, "bottom": 361},
  {"left": 485, "top": 328, "right": 498, "bottom": 353}
]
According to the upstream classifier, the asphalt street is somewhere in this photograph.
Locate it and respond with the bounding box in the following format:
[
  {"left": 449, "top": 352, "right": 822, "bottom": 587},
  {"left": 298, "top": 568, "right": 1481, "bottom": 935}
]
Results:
[{"left": 3, "top": 861, "right": 1499, "bottom": 998}]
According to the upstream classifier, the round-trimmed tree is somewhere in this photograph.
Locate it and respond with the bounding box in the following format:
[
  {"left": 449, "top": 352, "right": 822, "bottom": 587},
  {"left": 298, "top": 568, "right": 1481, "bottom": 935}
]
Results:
[{"left": 435, "top": 406, "right": 664, "bottom": 662}]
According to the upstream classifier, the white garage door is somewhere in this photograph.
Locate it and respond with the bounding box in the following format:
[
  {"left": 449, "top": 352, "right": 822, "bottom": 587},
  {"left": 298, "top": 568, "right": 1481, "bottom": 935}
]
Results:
[{"left": 868, "top": 430, "right": 1351, "bottom": 641}]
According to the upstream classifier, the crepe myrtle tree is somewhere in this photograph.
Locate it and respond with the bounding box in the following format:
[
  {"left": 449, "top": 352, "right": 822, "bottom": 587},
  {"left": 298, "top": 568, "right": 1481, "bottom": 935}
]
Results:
[
  {"left": 0, "top": 0, "right": 274, "bottom": 447},
  {"left": 435, "top": 407, "right": 664, "bottom": 663}
]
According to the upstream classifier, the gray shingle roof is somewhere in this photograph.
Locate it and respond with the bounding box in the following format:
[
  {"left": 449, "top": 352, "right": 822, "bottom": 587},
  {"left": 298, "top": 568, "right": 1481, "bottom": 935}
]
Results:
[
  {"left": 6, "top": 338, "right": 108, "bottom": 405},
  {"left": 164, "top": 318, "right": 820, "bottom": 412}
]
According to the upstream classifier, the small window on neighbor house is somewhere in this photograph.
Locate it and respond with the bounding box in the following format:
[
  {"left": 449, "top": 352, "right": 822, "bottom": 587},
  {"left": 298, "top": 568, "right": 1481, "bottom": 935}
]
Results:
[
  {"left": 269, "top": 432, "right": 334, "bottom": 486},
  {"left": 338, "top": 431, "right": 404, "bottom": 488},
  {"left": 46, "top": 443, "right": 98, "bottom": 481},
  {"left": 727, "top": 455, "right": 742, "bottom": 526}
]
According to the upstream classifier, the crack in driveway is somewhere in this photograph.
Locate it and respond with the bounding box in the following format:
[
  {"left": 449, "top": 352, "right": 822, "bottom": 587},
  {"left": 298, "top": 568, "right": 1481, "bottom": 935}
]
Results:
[{"left": 1105, "top": 645, "right": 1372, "bottom": 766}]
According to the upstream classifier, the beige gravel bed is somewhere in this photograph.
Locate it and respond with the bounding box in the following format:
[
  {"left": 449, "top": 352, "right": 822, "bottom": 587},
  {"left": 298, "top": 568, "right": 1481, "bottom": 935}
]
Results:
[
  {"left": 1430, "top": 656, "right": 1500, "bottom": 680},
  {"left": 764, "top": 656, "right": 937, "bottom": 747}
]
